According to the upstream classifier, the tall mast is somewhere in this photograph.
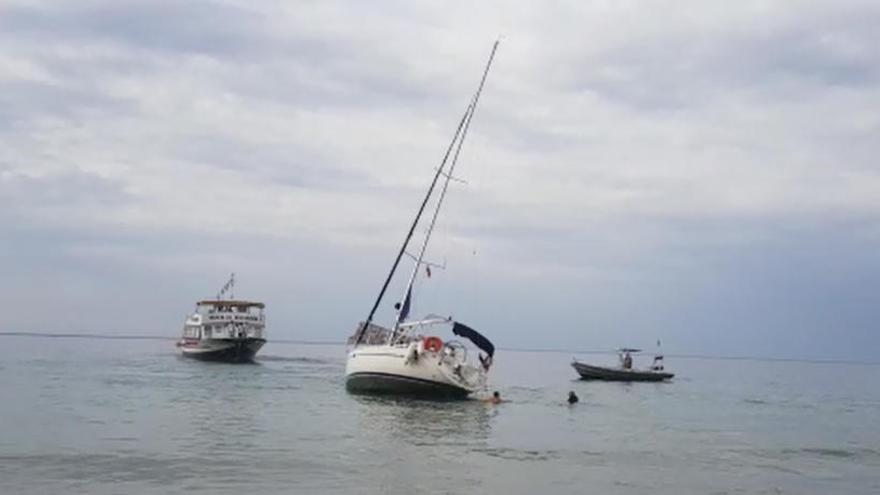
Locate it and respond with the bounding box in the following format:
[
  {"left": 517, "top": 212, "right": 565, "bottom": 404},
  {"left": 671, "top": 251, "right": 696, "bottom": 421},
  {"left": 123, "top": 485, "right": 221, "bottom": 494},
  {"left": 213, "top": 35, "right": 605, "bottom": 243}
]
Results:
[
  {"left": 354, "top": 41, "right": 500, "bottom": 345},
  {"left": 391, "top": 40, "right": 500, "bottom": 338}
]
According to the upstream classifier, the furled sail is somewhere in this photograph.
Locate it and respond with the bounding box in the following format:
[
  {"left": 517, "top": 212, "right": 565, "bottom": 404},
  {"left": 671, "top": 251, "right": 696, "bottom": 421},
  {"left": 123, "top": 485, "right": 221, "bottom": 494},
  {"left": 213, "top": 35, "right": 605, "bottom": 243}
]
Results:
[{"left": 396, "top": 287, "right": 412, "bottom": 324}]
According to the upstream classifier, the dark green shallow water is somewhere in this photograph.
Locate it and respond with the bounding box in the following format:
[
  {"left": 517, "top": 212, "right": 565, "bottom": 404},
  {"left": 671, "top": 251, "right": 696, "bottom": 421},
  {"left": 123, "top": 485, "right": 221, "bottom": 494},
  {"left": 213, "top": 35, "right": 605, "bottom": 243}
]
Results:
[{"left": 1, "top": 336, "right": 878, "bottom": 494}]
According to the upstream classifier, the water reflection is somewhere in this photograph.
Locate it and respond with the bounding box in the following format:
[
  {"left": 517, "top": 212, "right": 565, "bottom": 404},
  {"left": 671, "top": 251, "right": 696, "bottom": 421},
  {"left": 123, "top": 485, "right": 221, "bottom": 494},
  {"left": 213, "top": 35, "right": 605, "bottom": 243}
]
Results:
[
  {"left": 353, "top": 395, "right": 494, "bottom": 446},
  {"left": 172, "top": 362, "right": 273, "bottom": 460}
]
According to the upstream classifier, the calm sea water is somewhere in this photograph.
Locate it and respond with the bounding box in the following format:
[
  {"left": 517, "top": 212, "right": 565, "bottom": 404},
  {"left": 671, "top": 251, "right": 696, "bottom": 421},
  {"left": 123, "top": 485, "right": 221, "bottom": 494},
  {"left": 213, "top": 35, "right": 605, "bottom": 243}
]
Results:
[{"left": 1, "top": 335, "right": 878, "bottom": 495}]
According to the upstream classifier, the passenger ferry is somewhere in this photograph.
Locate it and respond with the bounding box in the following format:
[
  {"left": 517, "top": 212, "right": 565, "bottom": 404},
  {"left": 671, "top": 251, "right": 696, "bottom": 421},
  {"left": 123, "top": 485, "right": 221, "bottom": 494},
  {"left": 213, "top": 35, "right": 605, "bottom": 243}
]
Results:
[{"left": 176, "top": 275, "right": 266, "bottom": 362}]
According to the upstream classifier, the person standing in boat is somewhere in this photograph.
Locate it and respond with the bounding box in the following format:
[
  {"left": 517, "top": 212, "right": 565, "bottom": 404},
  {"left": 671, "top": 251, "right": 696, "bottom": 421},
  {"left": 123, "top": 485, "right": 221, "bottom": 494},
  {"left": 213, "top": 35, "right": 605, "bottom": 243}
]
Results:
[{"left": 623, "top": 351, "right": 633, "bottom": 369}]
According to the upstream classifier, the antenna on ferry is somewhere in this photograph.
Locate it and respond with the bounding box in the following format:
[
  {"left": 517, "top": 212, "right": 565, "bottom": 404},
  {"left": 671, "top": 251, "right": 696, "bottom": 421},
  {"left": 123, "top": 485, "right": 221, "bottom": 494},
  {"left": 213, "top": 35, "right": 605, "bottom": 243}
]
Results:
[{"left": 217, "top": 273, "right": 235, "bottom": 300}]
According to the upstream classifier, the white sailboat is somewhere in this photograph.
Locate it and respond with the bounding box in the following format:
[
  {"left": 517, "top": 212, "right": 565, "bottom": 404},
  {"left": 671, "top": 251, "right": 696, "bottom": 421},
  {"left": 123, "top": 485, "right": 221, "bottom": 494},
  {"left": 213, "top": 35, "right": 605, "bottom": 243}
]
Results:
[{"left": 345, "top": 42, "right": 500, "bottom": 398}]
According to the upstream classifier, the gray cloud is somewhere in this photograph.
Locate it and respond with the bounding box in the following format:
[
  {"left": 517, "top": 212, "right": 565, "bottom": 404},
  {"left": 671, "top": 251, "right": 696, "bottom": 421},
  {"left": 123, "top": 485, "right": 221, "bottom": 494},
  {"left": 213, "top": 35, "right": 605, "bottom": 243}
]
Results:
[
  {"left": 171, "top": 134, "right": 374, "bottom": 190},
  {"left": 0, "top": 1, "right": 267, "bottom": 57},
  {"left": 1, "top": 0, "right": 879, "bottom": 361},
  {"left": 556, "top": 3, "right": 880, "bottom": 111},
  {"left": 0, "top": 170, "right": 130, "bottom": 208}
]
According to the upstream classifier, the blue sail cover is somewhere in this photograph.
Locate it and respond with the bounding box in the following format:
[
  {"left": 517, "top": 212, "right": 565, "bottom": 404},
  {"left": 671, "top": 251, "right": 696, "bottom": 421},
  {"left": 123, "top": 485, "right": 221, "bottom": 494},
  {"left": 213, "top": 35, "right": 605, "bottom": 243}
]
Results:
[
  {"left": 452, "top": 322, "right": 494, "bottom": 357},
  {"left": 396, "top": 287, "right": 412, "bottom": 324}
]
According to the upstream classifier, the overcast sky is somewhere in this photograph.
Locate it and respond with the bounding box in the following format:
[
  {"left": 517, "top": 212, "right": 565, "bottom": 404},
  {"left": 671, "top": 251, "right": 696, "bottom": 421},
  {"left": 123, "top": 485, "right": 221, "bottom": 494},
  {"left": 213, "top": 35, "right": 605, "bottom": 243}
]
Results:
[{"left": 2, "top": 0, "right": 879, "bottom": 360}]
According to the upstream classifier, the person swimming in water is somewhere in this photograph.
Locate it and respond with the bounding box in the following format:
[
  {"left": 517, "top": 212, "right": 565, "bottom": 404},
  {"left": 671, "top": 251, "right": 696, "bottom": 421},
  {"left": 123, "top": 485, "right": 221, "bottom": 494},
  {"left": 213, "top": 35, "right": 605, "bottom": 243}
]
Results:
[
  {"left": 568, "top": 391, "right": 579, "bottom": 404},
  {"left": 483, "top": 391, "right": 502, "bottom": 404}
]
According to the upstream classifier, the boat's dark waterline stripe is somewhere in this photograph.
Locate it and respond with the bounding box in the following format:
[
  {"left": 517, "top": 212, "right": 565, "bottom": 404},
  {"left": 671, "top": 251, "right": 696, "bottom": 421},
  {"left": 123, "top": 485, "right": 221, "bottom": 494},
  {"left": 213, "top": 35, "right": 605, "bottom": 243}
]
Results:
[{"left": 346, "top": 372, "right": 469, "bottom": 398}]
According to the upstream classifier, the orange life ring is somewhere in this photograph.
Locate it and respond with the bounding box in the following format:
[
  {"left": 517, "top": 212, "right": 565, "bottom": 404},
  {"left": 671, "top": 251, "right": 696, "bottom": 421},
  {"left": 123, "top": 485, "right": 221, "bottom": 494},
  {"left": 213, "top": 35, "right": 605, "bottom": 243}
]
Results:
[{"left": 423, "top": 336, "right": 443, "bottom": 353}]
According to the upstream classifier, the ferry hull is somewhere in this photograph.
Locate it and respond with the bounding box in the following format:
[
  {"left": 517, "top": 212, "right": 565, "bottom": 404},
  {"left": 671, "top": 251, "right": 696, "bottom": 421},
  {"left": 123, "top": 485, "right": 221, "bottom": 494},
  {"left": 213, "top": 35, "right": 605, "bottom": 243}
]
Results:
[{"left": 179, "top": 338, "right": 266, "bottom": 363}]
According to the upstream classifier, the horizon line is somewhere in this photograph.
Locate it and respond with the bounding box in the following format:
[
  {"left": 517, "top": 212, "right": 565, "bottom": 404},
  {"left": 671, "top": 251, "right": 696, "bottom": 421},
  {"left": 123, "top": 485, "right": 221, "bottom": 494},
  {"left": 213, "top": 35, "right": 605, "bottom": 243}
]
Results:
[{"left": 0, "top": 331, "right": 877, "bottom": 366}]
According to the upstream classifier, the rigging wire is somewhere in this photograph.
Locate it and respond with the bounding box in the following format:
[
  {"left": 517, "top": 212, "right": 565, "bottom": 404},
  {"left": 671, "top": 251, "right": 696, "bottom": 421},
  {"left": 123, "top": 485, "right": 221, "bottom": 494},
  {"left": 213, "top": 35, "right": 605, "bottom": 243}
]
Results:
[{"left": 354, "top": 40, "right": 500, "bottom": 345}]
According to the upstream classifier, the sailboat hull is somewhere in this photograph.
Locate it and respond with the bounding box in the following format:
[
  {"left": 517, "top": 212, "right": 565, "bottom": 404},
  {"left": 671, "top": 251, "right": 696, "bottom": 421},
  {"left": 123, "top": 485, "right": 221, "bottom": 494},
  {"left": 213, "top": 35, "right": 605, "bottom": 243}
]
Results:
[
  {"left": 346, "top": 372, "right": 470, "bottom": 398},
  {"left": 345, "top": 345, "right": 479, "bottom": 399}
]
